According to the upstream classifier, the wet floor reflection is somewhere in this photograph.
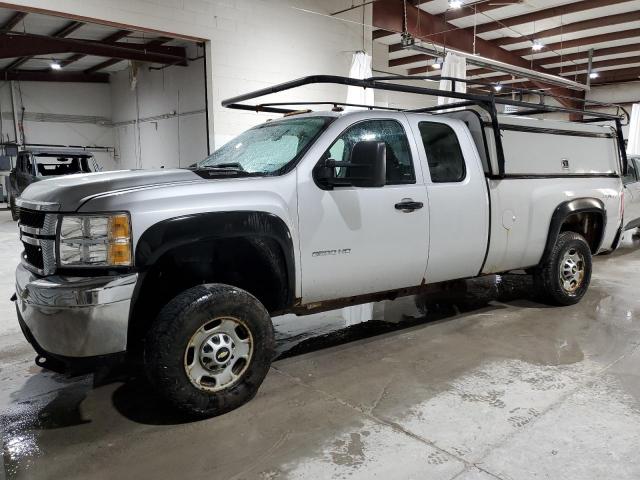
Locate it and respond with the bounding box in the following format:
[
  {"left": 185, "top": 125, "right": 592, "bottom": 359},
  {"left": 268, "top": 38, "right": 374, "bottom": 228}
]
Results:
[
  {"left": 101, "top": 275, "right": 526, "bottom": 426},
  {"left": 274, "top": 274, "right": 532, "bottom": 360},
  {"left": 2, "top": 275, "right": 534, "bottom": 434},
  {"left": 1, "top": 256, "right": 635, "bottom": 478},
  {"left": 1, "top": 378, "right": 92, "bottom": 478}
]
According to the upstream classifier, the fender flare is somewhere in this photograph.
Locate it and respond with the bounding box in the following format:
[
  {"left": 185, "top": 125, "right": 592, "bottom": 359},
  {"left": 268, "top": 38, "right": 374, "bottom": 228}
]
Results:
[
  {"left": 542, "top": 198, "right": 606, "bottom": 262},
  {"left": 135, "top": 211, "right": 296, "bottom": 307}
]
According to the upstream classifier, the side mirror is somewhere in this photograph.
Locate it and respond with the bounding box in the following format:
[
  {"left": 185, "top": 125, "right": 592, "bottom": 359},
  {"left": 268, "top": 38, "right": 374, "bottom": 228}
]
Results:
[{"left": 316, "top": 141, "right": 386, "bottom": 189}]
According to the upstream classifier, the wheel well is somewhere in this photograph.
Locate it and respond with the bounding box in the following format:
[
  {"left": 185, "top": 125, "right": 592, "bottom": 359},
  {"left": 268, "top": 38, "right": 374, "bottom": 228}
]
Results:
[
  {"left": 558, "top": 211, "right": 604, "bottom": 253},
  {"left": 128, "top": 236, "right": 289, "bottom": 350}
]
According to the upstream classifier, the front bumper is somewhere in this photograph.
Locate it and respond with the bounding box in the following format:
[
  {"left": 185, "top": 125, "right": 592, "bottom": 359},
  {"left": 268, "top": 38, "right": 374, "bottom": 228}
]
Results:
[{"left": 15, "top": 262, "right": 138, "bottom": 358}]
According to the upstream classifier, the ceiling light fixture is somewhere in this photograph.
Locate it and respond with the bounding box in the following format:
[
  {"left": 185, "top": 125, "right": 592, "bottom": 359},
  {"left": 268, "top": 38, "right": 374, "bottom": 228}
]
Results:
[
  {"left": 404, "top": 43, "right": 589, "bottom": 91},
  {"left": 494, "top": 83, "right": 503, "bottom": 92},
  {"left": 449, "top": 0, "right": 463, "bottom": 9},
  {"left": 531, "top": 40, "right": 544, "bottom": 52},
  {"left": 50, "top": 61, "right": 62, "bottom": 71},
  {"left": 589, "top": 72, "right": 599, "bottom": 79}
]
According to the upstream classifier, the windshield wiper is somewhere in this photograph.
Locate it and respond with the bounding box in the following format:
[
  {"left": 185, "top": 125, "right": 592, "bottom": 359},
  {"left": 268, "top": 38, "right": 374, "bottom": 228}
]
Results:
[
  {"left": 196, "top": 163, "right": 260, "bottom": 177},
  {"left": 201, "top": 162, "right": 245, "bottom": 171}
]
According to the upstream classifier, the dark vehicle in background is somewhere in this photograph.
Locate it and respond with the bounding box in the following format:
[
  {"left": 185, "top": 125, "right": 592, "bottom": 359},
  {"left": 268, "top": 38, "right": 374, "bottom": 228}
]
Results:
[
  {"left": 9, "top": 148, "right": 99, "bottom": 220},
  {"left": 623, "top": 154, "right": 640, "bottom": 233}
]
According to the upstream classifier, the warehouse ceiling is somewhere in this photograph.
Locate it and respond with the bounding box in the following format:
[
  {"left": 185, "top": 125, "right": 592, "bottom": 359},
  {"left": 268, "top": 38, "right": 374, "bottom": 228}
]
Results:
[
  {"left": 372, "top": 0, "right": 640, "bottom": 88},
  {"left": 0, "top": 7, "right": 200, "bottom": 83}
]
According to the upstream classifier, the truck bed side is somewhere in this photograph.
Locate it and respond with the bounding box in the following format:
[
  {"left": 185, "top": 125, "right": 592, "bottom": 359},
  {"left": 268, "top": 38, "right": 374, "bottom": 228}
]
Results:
[
  {"left": 482, "top": 177, "right": 622, "bottom": 273},
  {"left": 445, "top": 109, "right": 623, "bottom": 274}
]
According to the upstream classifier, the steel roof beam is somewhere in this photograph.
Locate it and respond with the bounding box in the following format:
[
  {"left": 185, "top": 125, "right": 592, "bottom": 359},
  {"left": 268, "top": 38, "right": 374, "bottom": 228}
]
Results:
[
  {"left": 471, "top": 0, "right": 633, "bottom": 35},
  {"left": 550, "top": 55, "right": 640, "bottom": 77},
  {"left": 0, "top": 11, "right": 26, "bottom": 31},
  {"left": 494, "top": 10, "right": 640, "bottom": 47},
  {"left": 0, "top": 69, "right": 109, "bottom": 83},
  {"left": 4, "top": 20, "right": 86, "bottom": 71},
  {"left": 373, "top": 0, "right": 579, "bottom": 105},
  {"left": 508, "top": 28, "right": 640, "bottom": 57},
  {"left": 84, "top": 36, "right": 173, "bottom": 73},
  {"left": 533, "top": 43, "right": 640, "bottom": 67},
  {"left": 59, "top": 30, "right": 130, "bottom": 68},
  {"left": 0, "top": 32, "right": 187, "bottom": 65}
]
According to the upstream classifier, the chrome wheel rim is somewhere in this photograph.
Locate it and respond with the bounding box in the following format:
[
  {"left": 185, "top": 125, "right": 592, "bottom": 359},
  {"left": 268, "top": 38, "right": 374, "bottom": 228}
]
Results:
[
  {"left": 184, "top": 316, "right": 253, "bottom": 392},
  {"left": 559, "top": 247, "right": 585, "bottom": 294}
]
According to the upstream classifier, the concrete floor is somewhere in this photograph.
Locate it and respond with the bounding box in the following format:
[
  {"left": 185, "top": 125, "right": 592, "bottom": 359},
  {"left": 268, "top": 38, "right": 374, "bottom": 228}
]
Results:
[{"left": 1, "top": 207, "right": 640, "bottom": 480}]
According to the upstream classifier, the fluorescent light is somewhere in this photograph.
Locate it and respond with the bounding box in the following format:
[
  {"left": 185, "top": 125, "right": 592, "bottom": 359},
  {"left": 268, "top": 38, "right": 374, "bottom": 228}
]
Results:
[
  {"left": 589, "top": 72, "right": 599, "bottom": 79},
  {"left": 532, "top": 40, "right": 544, "bottom": 51},
  {"left": 403, "top": 43, "right": 590, "bottom": 91},
  {"left": 494, "top": 84, "right": 503, "bottom": 92},
  {"left": 50, "top": 61, "right": 62, "bottom": 70},
  {"left": 449, "top": 0, "right": 463, "bottom": 8}
]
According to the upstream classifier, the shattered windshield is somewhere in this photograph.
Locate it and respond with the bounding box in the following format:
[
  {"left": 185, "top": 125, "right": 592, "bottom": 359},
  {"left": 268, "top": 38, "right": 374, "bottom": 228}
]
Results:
[{"left": 198, "top": 116, "right": 331, "bottom": 175}]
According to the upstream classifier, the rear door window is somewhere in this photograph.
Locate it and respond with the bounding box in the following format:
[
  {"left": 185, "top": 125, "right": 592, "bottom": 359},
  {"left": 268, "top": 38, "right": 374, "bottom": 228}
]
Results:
[{"left": 419, "top": 122, "right": 466, "bottom": 183}]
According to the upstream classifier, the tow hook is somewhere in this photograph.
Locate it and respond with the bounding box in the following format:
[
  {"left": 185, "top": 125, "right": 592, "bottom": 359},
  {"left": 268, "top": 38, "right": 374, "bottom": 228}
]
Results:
[{"left": 35, "top": 355, "right": 67, "bottom": 374}]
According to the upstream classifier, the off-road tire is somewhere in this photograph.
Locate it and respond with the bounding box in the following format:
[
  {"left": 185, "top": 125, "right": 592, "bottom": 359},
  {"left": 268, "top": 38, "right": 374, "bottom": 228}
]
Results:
[
  {"left": 144, "top": 284, "right": 275, "bottom": 418},
  {"left": 9, "top": 197, "right": 19, "bottom": 221},
  {"left": 534, "top": 231, "right": 592, "bottom": 306}
]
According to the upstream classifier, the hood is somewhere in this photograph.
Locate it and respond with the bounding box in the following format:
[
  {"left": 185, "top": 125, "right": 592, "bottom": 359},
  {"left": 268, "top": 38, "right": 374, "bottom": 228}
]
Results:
[{"left": 19, "top": 169, "right": 203, "bottom": 211}]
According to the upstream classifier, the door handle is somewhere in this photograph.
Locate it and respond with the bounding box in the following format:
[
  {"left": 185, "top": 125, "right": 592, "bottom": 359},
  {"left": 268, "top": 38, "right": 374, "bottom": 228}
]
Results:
[{"left": 395, "top": 200, "right": 424, "bottom": 212}]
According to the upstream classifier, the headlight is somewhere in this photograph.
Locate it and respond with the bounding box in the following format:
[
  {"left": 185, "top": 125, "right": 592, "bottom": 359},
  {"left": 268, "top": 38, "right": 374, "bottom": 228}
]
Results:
[{"left": 58, "top": 213, "right": 132, "bottom": 267}]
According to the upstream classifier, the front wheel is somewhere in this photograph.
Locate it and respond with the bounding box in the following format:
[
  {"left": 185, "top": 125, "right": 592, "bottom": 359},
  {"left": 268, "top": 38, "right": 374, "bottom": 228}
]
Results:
[
  {"left": 144, "top": 284, "right": 275, "bottom": 418},
  {"left": 534, "top": 231, "right": 592, "bottom": 306}
]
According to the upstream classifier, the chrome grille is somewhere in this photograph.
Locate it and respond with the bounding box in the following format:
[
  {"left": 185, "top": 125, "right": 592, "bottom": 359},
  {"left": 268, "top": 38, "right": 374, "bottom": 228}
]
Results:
[{"left": 16, "top": 199, "right": 60, "bottom": 276}]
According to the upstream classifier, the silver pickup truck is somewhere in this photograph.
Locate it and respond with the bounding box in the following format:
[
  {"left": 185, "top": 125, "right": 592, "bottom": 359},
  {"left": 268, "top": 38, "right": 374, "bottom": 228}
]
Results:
[{"left": 12, "top": 76, "right": 629, "bottom": 417}]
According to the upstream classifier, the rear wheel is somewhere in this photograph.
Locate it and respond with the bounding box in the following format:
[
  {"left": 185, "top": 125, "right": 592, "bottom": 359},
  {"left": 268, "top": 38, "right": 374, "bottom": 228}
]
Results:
[
  {"left": 534, "top": 231, "right": 592, "bottom": 306},
  {"left": 144, "top": 284, "right": 275, "bottom": 418}
]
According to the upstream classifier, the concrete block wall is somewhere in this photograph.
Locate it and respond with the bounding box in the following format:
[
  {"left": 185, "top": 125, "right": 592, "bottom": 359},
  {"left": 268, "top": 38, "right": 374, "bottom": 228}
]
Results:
[{"left": 203, "top": 0, "right": 372, "bottom": 147}]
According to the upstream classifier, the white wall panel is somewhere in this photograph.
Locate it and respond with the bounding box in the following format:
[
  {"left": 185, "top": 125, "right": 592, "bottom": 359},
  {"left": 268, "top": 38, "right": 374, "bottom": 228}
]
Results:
[
  {"left": 0, "top": 81, "right": 117, "bottom": 170},
  {"left": 109, "top": 44, "right": 207, "bottom": 169},
  {"left": 179, "top": 113, "right": 208, "bottom": 167},
  {"left": 138, "top": 118, "right": 180, "bottom": 169}
]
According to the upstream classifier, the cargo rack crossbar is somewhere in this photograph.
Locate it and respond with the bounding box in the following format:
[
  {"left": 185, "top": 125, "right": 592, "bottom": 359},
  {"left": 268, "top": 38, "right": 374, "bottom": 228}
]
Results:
[{"left": 221, "top": 75, "right": 629, "bottom": 177}]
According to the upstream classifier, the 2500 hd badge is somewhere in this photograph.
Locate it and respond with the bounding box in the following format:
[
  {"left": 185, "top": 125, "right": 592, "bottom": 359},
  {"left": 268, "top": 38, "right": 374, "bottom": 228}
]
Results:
[{"left": 312, "top": 248, "right": 352, "bottom": 257}]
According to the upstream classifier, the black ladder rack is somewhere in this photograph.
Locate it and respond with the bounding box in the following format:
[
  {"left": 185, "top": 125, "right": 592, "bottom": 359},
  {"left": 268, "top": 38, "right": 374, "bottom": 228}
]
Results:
[{"left": 221, "top": 75, "right": 629, "bottom": 177}]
